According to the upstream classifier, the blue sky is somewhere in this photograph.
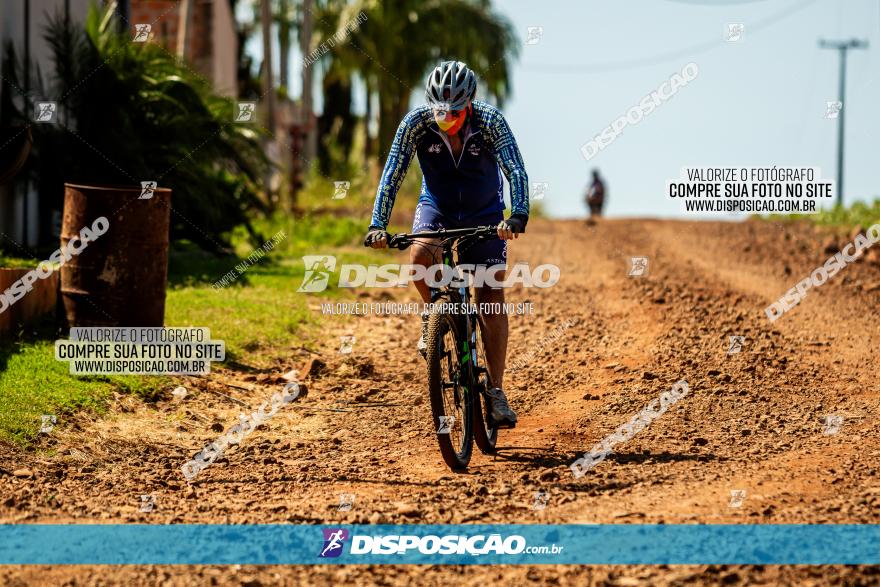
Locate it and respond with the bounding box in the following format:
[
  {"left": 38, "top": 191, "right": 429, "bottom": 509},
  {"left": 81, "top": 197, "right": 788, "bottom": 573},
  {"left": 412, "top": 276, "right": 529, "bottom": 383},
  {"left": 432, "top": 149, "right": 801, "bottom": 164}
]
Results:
[
  {"left": 249, "top": 0, "right": 879, "bottom": 219},
  {"left": 499, "top": 0, "right": 879, "bottom": 218}
]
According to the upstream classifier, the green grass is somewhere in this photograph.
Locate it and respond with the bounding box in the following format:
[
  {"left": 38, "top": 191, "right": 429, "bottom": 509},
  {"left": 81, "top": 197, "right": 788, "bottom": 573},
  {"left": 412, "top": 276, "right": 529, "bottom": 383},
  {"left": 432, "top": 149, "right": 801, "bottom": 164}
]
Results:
[
  {"left": 0, "top": 254, "right": 39, "bottom": 269},
  {"left": 0, "top": 316, "right": 168, "bottom": 445},
  {"left": 0, "top": 154, "right": 524, "bottom": 445},
  {"left": 0, "top": 339, "right": 115, "bottom": 445},
  {"left": 809, "top": 199, "right": 880, "bottom": 229},
  {"left": 292, "top": 156, "right": 422, "bottom": 215},
  {"left": 767, "top": 198, "right": 880, "bottom": 229},
  {"left": 0, "top": 212, "right": 387, "bottom": 446}
]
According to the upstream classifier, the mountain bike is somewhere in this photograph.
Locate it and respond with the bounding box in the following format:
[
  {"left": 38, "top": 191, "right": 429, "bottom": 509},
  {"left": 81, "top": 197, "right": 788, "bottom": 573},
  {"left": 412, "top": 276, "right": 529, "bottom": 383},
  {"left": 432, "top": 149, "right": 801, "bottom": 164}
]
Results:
[{"left": 370, "top": 225, "right": 502, "bottom": 471}]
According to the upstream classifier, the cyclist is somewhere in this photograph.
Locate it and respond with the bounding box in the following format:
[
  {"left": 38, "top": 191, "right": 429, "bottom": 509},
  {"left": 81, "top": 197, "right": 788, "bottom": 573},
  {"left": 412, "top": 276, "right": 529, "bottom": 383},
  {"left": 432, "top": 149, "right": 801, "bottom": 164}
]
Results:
[
  {"left": 364, "top": 60, "right": 529, "bottom": 427},
  {"left": 586, "top": 168, "right": 605, "bottom": 220}
]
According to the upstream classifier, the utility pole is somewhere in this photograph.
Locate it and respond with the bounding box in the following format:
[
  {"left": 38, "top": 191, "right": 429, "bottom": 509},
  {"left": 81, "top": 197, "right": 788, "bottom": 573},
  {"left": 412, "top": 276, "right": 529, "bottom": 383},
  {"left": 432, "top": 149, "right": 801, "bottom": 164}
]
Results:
[{"left": 818, "top": 38, "right": 868, "bottom": 207}]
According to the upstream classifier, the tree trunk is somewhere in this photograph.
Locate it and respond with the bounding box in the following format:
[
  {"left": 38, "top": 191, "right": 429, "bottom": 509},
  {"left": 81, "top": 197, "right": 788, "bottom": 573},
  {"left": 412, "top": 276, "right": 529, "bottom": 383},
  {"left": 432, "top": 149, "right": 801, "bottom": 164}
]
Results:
[
  {"left": 377, "top": 98, "right": 394, "bottom": 165},
  {"left": 377, "top": 81, "right": 410, "bottom": 166},
  {"left": 317, "top": 65, "right": 353, "bottom": 177},
  {"left": 176, "top": 0, "right": 193, "bottom": 59},
  {"left": 260, "top": 0, "right": 275, "bottom": 205},
  {"left": 278, "top": 0, "right": 290, "bottom": 93},
  {"left": 364, "top": 76, "right": 372, "bottom": 164},
  {"left": 300, "top": 0, "right": 315, "bottom": 160}
]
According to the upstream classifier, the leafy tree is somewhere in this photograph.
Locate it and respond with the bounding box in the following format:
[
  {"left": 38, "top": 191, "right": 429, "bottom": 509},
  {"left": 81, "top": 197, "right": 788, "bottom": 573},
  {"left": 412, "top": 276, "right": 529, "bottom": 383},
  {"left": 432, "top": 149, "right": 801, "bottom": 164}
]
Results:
[{"left": 315, "top": 0, "right": 519, "bottom": 162}]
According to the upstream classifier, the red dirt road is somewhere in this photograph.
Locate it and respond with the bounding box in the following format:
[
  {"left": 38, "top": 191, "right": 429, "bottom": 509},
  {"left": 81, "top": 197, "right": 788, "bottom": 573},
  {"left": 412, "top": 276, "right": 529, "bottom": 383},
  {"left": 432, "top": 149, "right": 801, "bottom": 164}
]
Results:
[{"left": 2, "top": 218, "right": 880, "bottom": 585}]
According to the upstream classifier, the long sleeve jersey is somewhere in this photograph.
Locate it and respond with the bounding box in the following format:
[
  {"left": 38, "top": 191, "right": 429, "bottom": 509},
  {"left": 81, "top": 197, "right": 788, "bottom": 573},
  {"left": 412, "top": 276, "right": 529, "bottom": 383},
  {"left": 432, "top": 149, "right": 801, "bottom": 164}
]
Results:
[{"left": 369, "top": 100, "right": 529, "bottom": 229}]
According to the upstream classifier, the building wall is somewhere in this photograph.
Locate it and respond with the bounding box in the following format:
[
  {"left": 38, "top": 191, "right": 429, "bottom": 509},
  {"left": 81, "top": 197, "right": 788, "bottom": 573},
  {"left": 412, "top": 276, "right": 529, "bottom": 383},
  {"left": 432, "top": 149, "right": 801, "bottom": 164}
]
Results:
[
  {"left": 0, "top": 0, "right": 90, "bottom": 247},
  {"left": 129, "top": 0, "right": 237, "bottom": 97},
  {"left": 0, "top": 0, "right": 237, "bottom": 247},
  {"left": 211, "top": 0, "right": 238, "bottom": 97},
  {"left": 2, "top": 0, "right": 91, "bottom": 91},
  {"left": 129, "top": 1, "right": 183, "bottom": 49}
]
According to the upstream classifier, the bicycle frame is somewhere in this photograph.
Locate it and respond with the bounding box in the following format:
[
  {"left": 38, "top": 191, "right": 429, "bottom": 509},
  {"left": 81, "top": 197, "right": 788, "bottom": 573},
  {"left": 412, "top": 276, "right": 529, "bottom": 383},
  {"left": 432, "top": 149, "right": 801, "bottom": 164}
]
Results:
[
  {"left": 408, "top": 228, "right": 495, "bottom": 385},
  {"left": 371, "top": 224, "right": 507, "bottom": 468}
]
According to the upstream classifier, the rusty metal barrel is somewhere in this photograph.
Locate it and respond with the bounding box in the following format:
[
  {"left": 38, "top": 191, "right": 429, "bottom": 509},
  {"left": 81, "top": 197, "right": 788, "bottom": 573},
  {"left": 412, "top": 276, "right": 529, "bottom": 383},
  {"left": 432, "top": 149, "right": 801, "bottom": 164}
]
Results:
[{"left": 61, "top": 183, "right": 171, "bottom": 327}]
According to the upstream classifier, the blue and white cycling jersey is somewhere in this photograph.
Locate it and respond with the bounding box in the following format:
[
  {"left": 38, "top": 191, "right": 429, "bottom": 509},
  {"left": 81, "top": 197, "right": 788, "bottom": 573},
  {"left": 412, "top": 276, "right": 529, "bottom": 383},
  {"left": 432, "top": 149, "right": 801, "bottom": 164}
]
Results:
[{"left": 369, "top": 100, "right": 529, "bottom": 229}]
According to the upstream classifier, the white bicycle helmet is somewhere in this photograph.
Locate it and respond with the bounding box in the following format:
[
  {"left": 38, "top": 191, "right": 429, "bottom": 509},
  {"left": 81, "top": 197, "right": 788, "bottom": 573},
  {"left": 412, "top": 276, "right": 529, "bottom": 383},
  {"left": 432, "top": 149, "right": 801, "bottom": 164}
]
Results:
[{"left": 425, "top": 60, "right": 477, "bottom": 111}]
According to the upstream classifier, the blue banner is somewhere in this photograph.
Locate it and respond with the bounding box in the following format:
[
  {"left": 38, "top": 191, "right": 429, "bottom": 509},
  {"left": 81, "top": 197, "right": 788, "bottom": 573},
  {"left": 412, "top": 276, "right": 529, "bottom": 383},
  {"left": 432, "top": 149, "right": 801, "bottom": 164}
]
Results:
[{"left": 1, "top": 524, "right": 878, "bottom": 565}]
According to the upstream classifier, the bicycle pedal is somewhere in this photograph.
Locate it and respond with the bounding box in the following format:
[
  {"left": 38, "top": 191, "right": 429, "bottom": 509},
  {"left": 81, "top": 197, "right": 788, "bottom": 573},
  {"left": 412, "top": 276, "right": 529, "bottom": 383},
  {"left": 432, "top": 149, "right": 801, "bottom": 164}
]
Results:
[{"left": 492, "top": 418, "right": 516, "bottom": 430}]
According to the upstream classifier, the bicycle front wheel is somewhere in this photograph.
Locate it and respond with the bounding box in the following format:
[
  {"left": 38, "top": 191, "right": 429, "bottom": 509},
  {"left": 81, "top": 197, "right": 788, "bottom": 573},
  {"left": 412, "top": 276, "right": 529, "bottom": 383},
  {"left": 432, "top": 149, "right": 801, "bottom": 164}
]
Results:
[
  {"left": 426, "top": 310, "right": 473, "bottom": 471},
  {"left": 472, "top": 314, "right": 498, "bottom": 454}
]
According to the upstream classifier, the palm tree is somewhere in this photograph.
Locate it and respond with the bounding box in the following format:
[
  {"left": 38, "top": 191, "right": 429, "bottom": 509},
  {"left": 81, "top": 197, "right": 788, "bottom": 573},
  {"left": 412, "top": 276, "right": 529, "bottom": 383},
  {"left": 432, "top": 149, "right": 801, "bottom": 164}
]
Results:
[
  {"left": 276, "top": 0, "right": 296, "bottom": 92},
  {"left": 316, "top": 0, "right": 519, "bottom": 163}
]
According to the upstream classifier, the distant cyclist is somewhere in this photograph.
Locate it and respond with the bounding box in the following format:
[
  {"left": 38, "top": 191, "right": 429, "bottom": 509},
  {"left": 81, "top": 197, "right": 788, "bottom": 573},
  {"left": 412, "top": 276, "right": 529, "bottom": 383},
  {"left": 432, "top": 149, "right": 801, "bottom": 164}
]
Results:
[
  {"left": 364, "top": 61, "right": 529, "bottom": 427},
  {"left": 586, "top": 169, "right": 605, "bottom": 220}
]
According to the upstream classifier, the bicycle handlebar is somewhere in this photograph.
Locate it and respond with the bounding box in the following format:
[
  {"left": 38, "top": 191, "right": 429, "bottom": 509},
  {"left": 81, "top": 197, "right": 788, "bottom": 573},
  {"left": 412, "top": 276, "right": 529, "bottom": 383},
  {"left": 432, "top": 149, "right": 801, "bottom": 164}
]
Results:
[
  {"left": 388, "top": 226, "right": 497, "bottom": 250},
  {"left": 365, "top": 224, "right": 523, "bottom": 250}
]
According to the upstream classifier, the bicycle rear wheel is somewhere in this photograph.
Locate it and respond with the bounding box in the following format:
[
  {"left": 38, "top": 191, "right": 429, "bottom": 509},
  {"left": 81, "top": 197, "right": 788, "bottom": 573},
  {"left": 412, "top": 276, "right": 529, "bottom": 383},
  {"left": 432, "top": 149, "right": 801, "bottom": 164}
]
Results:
[
  {"left": 426, "top": 310, "right": 473, "bottom": 471},
  {"left": 472, "top": 314, "right": 498, "bottom": 454}
]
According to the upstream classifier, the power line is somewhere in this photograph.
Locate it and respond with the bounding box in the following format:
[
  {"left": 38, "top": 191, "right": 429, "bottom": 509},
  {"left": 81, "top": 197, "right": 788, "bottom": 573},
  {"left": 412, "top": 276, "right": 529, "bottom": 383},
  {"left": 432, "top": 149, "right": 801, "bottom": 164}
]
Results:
[{"left": 521, "top": 0, "right": 819, "bottom": 74}]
